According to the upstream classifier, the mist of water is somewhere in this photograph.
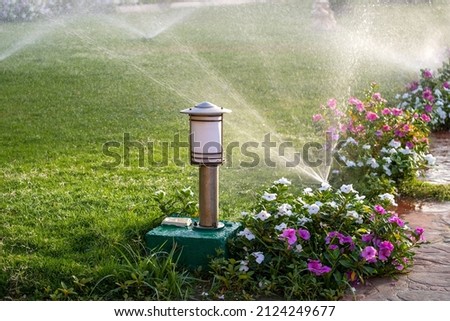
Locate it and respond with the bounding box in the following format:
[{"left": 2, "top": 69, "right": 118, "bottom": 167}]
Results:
[{"left": 3, "top": 1, "right": 449, "bottom": 185}]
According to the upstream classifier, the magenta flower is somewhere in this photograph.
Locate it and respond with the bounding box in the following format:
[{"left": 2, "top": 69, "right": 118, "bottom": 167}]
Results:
[
  {"left": 388, "top": 215, "right": 405, "bottom": 227},
  {"left": 374, "top": 204, "right": 387, "bottom": 215},
  {"left": 325, "top": 231, "right": 342, "bottom": 244},
  {"left": 422, "top": 69, "right": 433, "bottom": 79},
  {"left": 415, "top": 227, "right": 426, "bottom": 242},
  {"left": 406, "top": 141, "right": 415, "bottom": 149},
  {"left": 382, "top": 108, "right": 392, "bottom": 115},
  {"left": 422, "top": 88, "right": 435, "bottom": 103},
  {"left": 355, "top": 124, "right": 365, "bottom": 132},
  {"left": 307, "top": 260, "right": 332, "bottom": 276},
  {"left": 378, "top": 241, "right": 394, "bottom": 261},
  {"left": 348, "top": 97, "right": 365, "bottom": 112},
  {"left": 328, "top": 244, "right": 339, "bottom": 250},
  {"left": 407, "top": 81, "right": 419, "bottom": 91},
  {"left": 420, "top": 113, "right": 431, "bottom": 123},
  {"left": 382, "top": 124, "right": 391, "bottom": 132},
  {"left": 361, "top": 233, "right": 373, "bottom": 243},
  {"left": 424, "top": 104, "right": 433, "bottom": 113},
  {"left": 312, "top": 114, "right": 323, "bottom": 122},
  {"left": 298, "top": 228, "right": 311, "bottom": 241},
  {"left": 366, "top": 111, "right": 379, "bottom": 122},
  {"left": 443, "top": 81, "right": 450, "bottom": 90},
  {"left": 280, "top": 228, "right": 297, "bottom": 245},
  {"left": 361, "top": 246, "right": 377, "bottom": 263},
  {"left": 392, "top": 108, "right": 403, "bottom": 116}
]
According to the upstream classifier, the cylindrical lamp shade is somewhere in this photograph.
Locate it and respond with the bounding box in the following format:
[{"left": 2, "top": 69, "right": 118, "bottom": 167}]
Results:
[
  {"left": 190, "top": 115, "right": 222, "bottom": 165},
  {"left": 181, "top": 102, "right": 231, "bottom": 166}
]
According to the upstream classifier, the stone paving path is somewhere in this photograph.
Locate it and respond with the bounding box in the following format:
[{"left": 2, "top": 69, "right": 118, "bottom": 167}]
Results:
[{"left": 343, "top": 132, "right": 450, "bottom": 301}]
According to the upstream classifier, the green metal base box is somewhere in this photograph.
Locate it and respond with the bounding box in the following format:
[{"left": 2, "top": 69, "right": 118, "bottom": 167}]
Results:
[{"left": 145, "top": 220, "right": 241, "bottom": 270}]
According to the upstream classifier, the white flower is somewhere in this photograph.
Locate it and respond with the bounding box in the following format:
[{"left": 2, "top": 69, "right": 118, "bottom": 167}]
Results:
[
  {"left": 366, "top": 158, "right": 379, "bottom": 169},
  {"left": 296, "top": 197, "right": 305, "bottom": 205},
  {"left": 363, "top": 144, "right": 371, "bottom": 150},
  {"left": 379, "top": 193, "right": 397, "bottom": 206},
  {"left": 218, "top": 294, "right": 225, "bottom": 300},
  {"left": 251, "top": 252, "right": 265, "bottom": 264},
  {"left": 308, "top": 204, "right": 320, "bottom": 215},
  {"left": 277, "top": 203, "right": 293, "bottom": 216},
  {"left": 274, "top": 222, "right": 287, "bottom": 231},
  {"left": 298, "top": 217, "right": 312, "bottom": 226},
  {"left": 345, "top": 137, "right": 358, "bottom": 145},
  {"left": 340, "top": 184, "right": 354, "bottom": 194},
  {"left": 319, "top": 182, "right": 331, "bottom": 191},
  {"left": 347, "top": 210, "right": 359, "bottom": 219},
  {"left": 294, "top": 244, "right": 303, "bottom": 253},
  {"left": 389, "top": 148, "right": 397, "bottom": 154},
  {"left": 238, "top": 228, "right": 255, "bottom": 240},
  {"left": 424, "top": 154, "right": 436, "bottom": 166},
  {"left": 332, "top": 169, "right": 340, "bottom": 175},
  {"left": 357, "top": 161, "right": 364, "bottom": 167},
  {"left": 355, "top": 194, "right": 366, "bottom": 201},
  {"left": 389, "top": 139, "right": 401, "bottom": 149},
  {"left": 256, "top": 210, "right": 271, "bottom": 221},
  {"left": 239, "top": 261, "right": 249, "bottom": 272},
  {"left": 201, "top": 292, "right": 209, "bottom": 297},
  {"left": 383, "top": 157, "right": 392, "bottom": 164},
  {"left": 346, "top": 160, "right": 356, "bottom": 167},
  {"left": 303, "top": 187, "right": 313, "bottom": 196},
  {"left": 381, "top": 147, "right": 389, "bottom": 154},
  {"left": 383, "top": 165, "right": 392, "bottom": 176},
  {"left": 399, "top": 147, "right": 411, "bottom": 155},
  {"left": 262, "top": 192, "right": 277, "bottom": 201},
  {"left": 274, "top": 177, "right": 291, "bottom": 186},
  {"left": 327, "top": 201, "right": 338, "bottom": 208},
  {"left": 241, "top": 211, "right": 249, "bottom": 216}
]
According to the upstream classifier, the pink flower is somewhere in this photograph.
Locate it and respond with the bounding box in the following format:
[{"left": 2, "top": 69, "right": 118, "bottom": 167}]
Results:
[
  {"left": 402, "top": 124, "right": 410, "bottom": 132},
  {"left": 421, "top": 113, "right": 431, "bottom": 123},
  {"left": 355, "top": 124, "right": 365, "bottom": 132},
  {"left": 348, "top": 97, "right": 364, "bottom": 112},
  {"left": 327, "top": 98, "right": 337, "bottom": 110},
  {"left": 422, "top": 69, "right": 433, "bottom": 79},
  {"left": 388, "top": 215, "right": 405, "bottom": 227},
  {"left": 361, "top": 246, "right": 377, "bottom": 263},
  {"left": 312, "top": 114, "right": 323, "bottom": 122},
  {"left": 307, "top": 259, "right": 332, "bottom": 276},
  {"left": 374, "top": 204, "right": 387, "bottom": 215},
  {"left": 392, "top": 108, "right": 403, "bottom": 116},
  {"left": 298, "top": 228, "right": 311, "bottom": 241},
  {"left": 443, "top": 81, "right": 450, "bottom": 90},
  {"left": 382, "top": 108, "right": 392, "bottom": 115},
  {"left": 382, "top": 124, "right": 391, "bottom": 132},
  {"left": 378, "top": 241, "right": 394, "bottom": 261},
  {"left": 366, "top": 111, "right": 379, "bottom": 122},
  {"left": 280, "top": 228, "right": 297, "bottom": 245},
  {"left": 372, "top": 93, "right": 385, "bottom": 102}
]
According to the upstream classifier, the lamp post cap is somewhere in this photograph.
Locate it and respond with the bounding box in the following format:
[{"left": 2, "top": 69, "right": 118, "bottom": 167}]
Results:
[{"left": 180, "top": 101, "right": 232, "bottom": 115}]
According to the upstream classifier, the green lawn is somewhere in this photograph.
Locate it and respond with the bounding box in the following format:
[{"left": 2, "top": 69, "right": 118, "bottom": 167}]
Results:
[{"left": 1, "top": 0, "right": 450, "bottom": 299}]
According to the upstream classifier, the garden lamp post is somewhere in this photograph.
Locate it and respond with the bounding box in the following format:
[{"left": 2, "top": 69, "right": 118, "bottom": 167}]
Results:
[{"left": 181, "top": 101, "right": 231, "bottom": 229}]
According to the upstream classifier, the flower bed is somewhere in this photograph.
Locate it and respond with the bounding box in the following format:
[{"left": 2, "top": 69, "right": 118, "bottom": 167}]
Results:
[
  {"left": 211, "top": 179, "right": 425, "bottom": 300},
  {"left": 396, "top": 58, "right": 450, "bottom": 131}
]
